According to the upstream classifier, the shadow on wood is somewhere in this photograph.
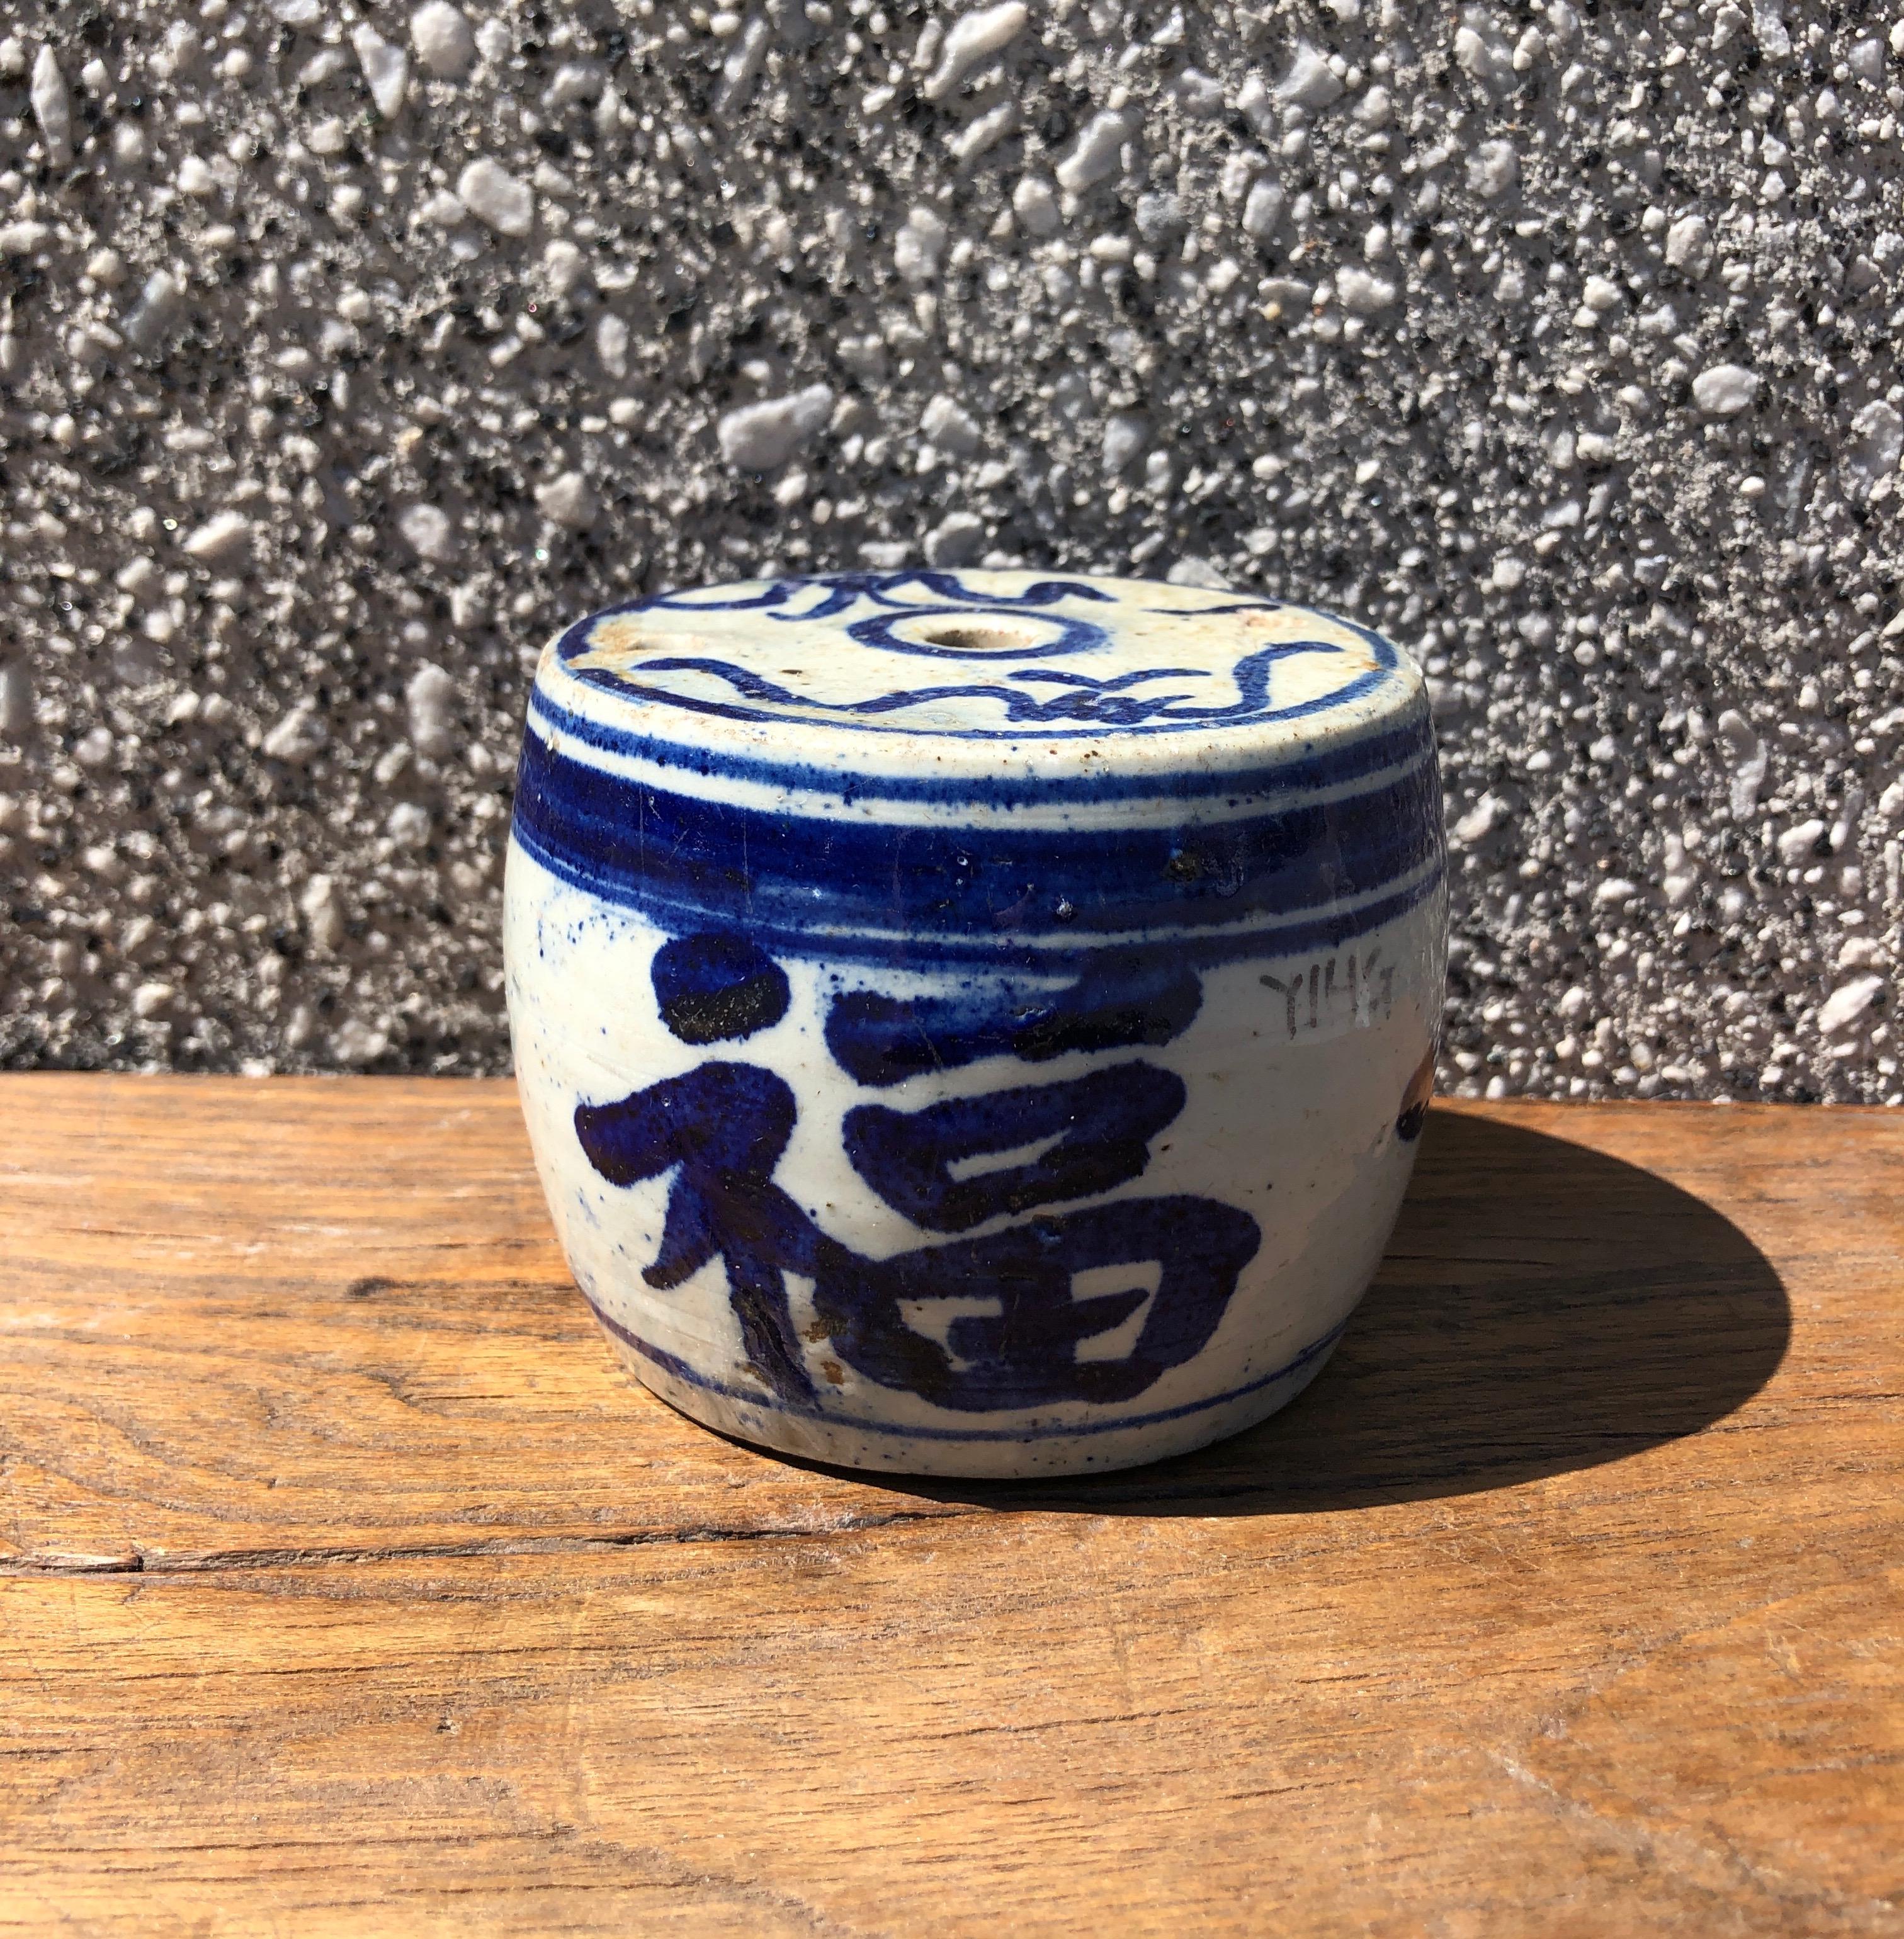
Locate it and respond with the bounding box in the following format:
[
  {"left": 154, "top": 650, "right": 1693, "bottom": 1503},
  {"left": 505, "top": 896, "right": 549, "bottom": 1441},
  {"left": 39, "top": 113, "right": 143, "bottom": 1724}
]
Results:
[{"left": 825, "top": 1111, "right": 1793, "bottom": 1516}]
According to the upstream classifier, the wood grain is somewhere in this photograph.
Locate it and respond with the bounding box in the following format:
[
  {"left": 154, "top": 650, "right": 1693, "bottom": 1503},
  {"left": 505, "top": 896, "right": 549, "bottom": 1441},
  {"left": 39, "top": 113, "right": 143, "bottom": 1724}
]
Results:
[{"left": 1, "top": 1077, "right": 1899, "bottom": 1935}]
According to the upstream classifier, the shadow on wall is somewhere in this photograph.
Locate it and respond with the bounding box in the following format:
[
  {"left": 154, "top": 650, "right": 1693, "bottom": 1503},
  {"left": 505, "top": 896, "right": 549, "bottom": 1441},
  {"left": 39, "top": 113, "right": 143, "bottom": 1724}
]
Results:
[{"left": 869, "top": 1110, "right": 1792, "bottom": 1518}]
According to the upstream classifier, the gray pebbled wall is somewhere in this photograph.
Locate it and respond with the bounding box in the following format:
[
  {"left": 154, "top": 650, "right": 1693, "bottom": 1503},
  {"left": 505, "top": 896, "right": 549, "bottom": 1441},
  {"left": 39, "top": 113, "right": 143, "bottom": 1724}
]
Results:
[{"left": 0, "top": 0, "right": 1900, "bottom": 1102}]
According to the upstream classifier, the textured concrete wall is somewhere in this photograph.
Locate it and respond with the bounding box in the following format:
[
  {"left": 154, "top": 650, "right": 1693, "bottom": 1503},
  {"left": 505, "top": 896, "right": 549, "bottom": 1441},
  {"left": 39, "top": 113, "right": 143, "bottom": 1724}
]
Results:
[{"left": 1, "top": 0, "right": 1900, "bottom": 1100}]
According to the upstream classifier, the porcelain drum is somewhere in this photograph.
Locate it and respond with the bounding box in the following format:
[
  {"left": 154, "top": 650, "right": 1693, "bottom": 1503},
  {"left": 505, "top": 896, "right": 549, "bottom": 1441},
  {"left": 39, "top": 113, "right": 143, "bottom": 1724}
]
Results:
[{"left": 505, "top": 570, "right": 1446, "bottom": 1477}]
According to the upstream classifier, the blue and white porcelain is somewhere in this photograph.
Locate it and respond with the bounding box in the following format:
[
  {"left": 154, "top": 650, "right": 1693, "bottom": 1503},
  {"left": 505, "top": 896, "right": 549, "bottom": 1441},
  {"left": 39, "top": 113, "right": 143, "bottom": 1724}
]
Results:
[{"left": 505, "top": 570, "right": 1446, "bottom": 1477}]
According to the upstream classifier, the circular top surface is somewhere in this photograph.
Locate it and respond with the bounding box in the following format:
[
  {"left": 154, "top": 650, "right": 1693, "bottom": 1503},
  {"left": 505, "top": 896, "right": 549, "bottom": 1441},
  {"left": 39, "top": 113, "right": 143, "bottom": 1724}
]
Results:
[{"left": 536, "top": 570, "right": 1422, "bottom": 788}]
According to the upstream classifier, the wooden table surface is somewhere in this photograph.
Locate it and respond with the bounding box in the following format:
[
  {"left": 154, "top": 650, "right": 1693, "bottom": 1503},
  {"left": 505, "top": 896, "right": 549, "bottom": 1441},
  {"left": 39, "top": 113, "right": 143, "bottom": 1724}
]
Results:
[{"left": 1, "top": 1077, "right": 1898, "bottom": 1935}]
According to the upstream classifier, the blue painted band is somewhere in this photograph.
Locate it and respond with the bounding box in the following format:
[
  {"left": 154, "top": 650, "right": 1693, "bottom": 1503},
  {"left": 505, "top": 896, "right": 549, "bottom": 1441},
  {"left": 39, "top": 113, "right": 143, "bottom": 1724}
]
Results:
[
  {"left": 510, "top": 728, "right": 1444, "bottom": 968},
  {"left": 528, "top": 680, "right": 1436, "bottom": 811},
  {"left": 586, "top": 1294, "right": 1349, "bottom": 1444},
  {"left": 513, "top": 826, "right": 1439, "bottom": 969}
]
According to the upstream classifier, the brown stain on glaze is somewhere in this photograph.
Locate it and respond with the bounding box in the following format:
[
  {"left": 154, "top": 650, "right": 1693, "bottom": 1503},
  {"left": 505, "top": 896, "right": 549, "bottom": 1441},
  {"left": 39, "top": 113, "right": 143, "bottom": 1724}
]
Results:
[
  {"left": 570, "top": 617, "right": 713, "bottom": 674},
  {"left": 1397, "top": 1049, "right": 1436, "bottom": 1141}
]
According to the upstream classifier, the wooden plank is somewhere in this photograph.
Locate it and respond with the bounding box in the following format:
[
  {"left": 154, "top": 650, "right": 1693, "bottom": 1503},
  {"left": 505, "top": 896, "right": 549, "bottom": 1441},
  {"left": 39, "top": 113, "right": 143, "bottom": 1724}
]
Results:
[{"left": 1, "top": 1078, "right": 1900, "bottom": 1934}]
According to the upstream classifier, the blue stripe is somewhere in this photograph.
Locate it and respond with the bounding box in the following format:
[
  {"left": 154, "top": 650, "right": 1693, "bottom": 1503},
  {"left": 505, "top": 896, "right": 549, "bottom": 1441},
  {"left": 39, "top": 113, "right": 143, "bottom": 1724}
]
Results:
[
  {"left": 528, "top": 681, "right": 1435, "bottom": 811},
  {"left": 586, "top": 1295, "right": 1349, "bottom": 1444},
  {"left": 515, "top": 825, "right": 1441, "bottom": 970},
  {"left": 510, "top": 730, "right": 1444, "bottom": 971}
]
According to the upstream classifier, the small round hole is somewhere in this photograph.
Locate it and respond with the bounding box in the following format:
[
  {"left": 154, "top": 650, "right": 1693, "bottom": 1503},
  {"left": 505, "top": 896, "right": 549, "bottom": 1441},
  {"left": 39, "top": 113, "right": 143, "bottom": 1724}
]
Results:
[{"left": 908, "top": 620, "right": 1043, "bottom": 654}]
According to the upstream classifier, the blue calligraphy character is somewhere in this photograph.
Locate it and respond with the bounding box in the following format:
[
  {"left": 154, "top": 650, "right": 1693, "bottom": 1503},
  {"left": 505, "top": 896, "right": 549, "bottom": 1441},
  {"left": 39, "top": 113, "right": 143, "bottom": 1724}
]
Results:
[
  {"left": 576, "top": 930, "right": 1262, "bottom": 1416},
  {"left": 650, "top": 929, "right": 790, "bottom": 1044},
  {"left": 575, "top": 1062, "right": 825, "bottom": 1406},
  {"left": 842, "top": 1063, "right": 1186, "bottom": 1233},
  {"left": 817, "top": 959, "right": 1259, "bottom": 1409},
  {"left": 815, "top": 1197, "right": 1261, "bottom": 1411},
  {"left": 825, "top": 954, "right": 1203, "bottom": 1088},
  {"left": 574, "top": 932, "right": 820, "bottom": 1403}
]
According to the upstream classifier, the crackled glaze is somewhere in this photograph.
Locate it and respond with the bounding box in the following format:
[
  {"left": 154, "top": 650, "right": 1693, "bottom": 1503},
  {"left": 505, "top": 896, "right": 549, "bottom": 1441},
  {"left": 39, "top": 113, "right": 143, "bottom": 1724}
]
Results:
[{"left": 506, "top": 570, "right": 1447, "bottom": 1477}]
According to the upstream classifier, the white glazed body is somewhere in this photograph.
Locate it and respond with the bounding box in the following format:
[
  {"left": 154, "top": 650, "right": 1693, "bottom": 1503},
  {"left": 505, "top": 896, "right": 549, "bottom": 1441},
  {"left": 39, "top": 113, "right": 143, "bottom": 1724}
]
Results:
[{"left": 506, "top": 570, "right": 1446, "bottom": 1478}]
